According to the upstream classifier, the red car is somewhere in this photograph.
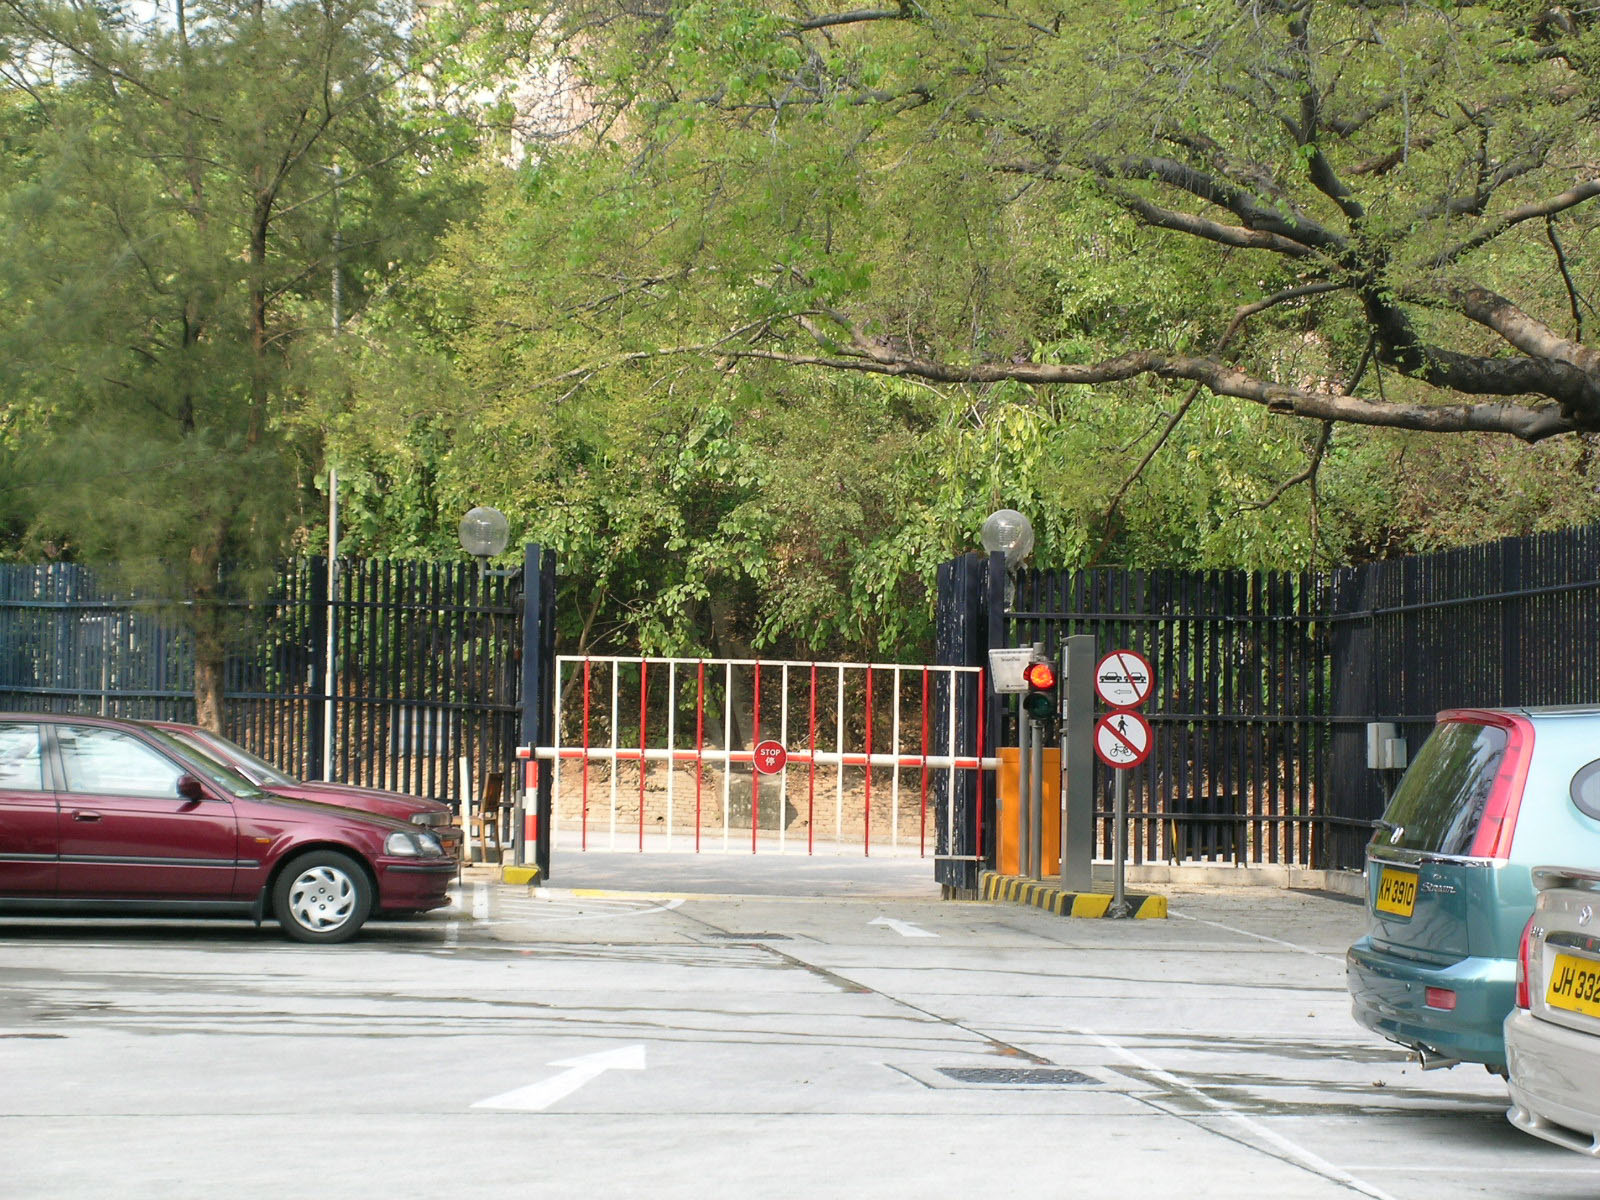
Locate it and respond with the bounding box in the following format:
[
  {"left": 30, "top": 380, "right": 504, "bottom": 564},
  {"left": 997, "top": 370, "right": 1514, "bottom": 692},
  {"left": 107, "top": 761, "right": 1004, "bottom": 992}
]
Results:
[
  {"left": 0, "top": 714, "right": 456, "bottom": 943},
  {"left": 149, "top": 721, "right": 464, "bottom": 862}
]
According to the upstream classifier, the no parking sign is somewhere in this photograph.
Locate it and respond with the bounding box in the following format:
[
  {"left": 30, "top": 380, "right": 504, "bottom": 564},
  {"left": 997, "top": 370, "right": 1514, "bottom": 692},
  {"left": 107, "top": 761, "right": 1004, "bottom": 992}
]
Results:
[{"left": 1094, "top": 649, "right": 1153, "bottom": 709}]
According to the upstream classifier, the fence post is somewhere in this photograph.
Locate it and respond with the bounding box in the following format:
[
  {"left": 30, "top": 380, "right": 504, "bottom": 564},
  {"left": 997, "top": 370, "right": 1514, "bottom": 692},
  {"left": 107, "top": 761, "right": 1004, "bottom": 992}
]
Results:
[
  {"left": 984, "top": 550, "right": 1005, "bottom": 868},
  {"left": 307, "top": 556, "right": 328, "bottom": 782},
  {"left": 935, "top": 551, "right": 989, "bottom": 896},
  {"left": 520, "top": 544, "right": 557, "bottom": 879},
  {"left": 1501, "top": 535, "right": 1525, "bottom": 702}
]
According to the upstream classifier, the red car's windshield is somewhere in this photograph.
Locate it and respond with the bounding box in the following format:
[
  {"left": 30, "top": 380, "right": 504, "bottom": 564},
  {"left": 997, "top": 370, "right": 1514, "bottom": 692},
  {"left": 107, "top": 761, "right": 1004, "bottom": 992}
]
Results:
[
  {"left": 166, "top": 727, "right": 298, "bottom": 788},
  {"left": 141, "top": 726, "right": 274, "bottom": 800}
]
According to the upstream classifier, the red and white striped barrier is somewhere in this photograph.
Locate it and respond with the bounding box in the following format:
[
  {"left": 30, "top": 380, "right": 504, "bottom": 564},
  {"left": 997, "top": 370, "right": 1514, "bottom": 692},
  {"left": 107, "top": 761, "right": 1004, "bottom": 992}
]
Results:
[{"left": 520, "top": 656, "right": 997, "bottom": 856}]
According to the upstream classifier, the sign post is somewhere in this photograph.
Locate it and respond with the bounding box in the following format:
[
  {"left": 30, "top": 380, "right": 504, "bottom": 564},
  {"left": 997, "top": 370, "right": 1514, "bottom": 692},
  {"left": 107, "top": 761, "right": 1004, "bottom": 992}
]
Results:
[{"left": 1093, "top": 650, "right": 1154, "bottom": 918}]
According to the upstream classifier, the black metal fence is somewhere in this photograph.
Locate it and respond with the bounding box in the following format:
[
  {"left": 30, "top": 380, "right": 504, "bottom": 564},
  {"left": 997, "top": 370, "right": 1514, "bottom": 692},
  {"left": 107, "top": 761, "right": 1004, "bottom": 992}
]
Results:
[
  {"left": 949, "top": 523, "right": 1600, "bottom": 872},
  {"left": 0, "top": 554, "right": 555, "bottom": 816}
]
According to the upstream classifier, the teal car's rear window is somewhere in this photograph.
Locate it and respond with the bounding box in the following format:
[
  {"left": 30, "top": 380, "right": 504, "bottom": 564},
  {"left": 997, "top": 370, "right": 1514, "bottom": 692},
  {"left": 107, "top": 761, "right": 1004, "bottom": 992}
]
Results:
[{"left": 1375, "top": 721, "right": 1508, "bottom": 855}]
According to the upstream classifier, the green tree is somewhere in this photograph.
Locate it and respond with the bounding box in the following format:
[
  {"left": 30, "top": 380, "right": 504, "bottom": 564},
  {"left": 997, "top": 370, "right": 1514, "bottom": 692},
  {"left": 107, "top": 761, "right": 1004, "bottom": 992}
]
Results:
[
  {"left": 501, "top": 0, "right": 1600, "bottom": 435},
  {"left": 329, "top": 0, "right": 1600, "bottom": 666},
  {"left": 369, "top": 0, "right": 1572, "bottom": 656},
  {"left": 0, "top": 0, "right": 479, "bottom": 726}
]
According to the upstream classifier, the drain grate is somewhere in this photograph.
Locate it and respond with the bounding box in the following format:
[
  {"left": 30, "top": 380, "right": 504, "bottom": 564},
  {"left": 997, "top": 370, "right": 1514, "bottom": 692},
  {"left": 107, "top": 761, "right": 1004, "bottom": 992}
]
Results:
[
  {"left": 937, "top": 1067, "right": 1097, "bottom": 1086},
  {"left": 703, "top": 932, "right": 791, "bottom": 940}
]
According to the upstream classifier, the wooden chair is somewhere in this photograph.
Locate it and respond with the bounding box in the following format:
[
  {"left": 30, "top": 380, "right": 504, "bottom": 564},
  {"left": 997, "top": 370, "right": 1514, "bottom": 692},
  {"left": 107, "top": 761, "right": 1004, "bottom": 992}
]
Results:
[{"left": 468, "top": 770, "right": 505, "bottom": 864}]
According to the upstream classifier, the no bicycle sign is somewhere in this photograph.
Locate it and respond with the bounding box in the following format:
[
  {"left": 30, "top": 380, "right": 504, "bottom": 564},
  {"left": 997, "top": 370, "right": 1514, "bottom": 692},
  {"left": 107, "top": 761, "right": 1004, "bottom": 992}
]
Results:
[{"left": 1094, "top": 710, "right": 1152, "bottom": 770}]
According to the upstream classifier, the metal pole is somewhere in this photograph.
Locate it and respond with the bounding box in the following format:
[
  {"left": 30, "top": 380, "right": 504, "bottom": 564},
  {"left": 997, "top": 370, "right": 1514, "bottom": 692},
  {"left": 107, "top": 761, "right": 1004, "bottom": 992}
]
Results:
[
  {"left": 321, "top": 164, "right": 342, "bottom": 782},
  {"left": 1028, "top": 719, "right": 1044, "bottom": 877},
  {"left": 1017, "top": 697, "right": 1031, "bottom": 877},
  {"left": 1111, "top": 768, "right": 1129, "bottom": 917},
  {"left": 1061, "top": 634, "right": 1096, "bottom": 891}
]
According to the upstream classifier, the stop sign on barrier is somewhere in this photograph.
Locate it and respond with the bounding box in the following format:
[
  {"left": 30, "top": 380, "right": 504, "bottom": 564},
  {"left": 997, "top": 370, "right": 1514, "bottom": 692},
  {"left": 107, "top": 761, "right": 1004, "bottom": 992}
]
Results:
[{"left": 753, "top": 740, "right": 788, "bottom": 774}]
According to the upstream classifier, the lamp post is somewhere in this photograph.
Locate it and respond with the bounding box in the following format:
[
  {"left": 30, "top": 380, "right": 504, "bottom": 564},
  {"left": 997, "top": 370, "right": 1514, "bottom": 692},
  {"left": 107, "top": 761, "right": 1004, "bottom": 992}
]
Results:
[
  {"left": 981, "top": 508, "right": 1039, "bottom": 873},
  {"left": 322, "top": 163, "right": 343, "bottom": 782},
  {"left": 459, "top": 505, "right": 512, "bottom": 575},
  {"left": 979, "top": 507, "right": 1034, "bottom": 570}
]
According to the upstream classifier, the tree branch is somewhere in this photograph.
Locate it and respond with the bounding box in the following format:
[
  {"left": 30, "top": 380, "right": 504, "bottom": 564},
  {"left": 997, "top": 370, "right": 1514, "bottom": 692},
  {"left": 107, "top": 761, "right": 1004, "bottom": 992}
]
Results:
[
  {"left": 794, "top": 7, "right": 912, "bottom": 31},
  {"left": 1437, "top": 283, "right": 1600, "bottom": 378},
  {"left": 1088, "top": 280, "right": 1349, "bottom": 560},
  {"left": 1435, "top": 179, "right": 1600, "bottom": 266},
  {"left": 1096, "top": 183, "right": 1320, "bottom": 258},
  {"left": 1091, "top": 154, "right": 1348, "bottom": 253},
  {"left": 726, "top": 340, "right": 1579, "bottom": 441},
  {"left": 1546, "top": 217, "right": 1585, "bottom": 344},
  {"left": 1237, "top": 420, "right": 1333, "bottom": 513}
]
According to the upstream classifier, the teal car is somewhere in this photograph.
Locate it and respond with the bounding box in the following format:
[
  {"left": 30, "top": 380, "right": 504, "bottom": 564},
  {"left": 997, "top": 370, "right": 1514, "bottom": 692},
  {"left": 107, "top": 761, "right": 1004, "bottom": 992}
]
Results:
[{"left": 1347, "top": 707, "right": 1600, "bottom": 1073}]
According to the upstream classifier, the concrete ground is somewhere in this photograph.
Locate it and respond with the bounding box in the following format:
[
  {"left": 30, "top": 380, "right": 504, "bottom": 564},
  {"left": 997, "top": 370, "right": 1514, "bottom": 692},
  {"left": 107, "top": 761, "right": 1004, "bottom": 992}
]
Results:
[{"left": 3, "top": 855, "right": 1598, "bottom": 1200}]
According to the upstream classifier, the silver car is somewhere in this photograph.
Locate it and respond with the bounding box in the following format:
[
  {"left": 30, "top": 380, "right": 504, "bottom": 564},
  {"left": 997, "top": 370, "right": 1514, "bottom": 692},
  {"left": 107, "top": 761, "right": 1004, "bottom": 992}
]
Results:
[{"left": 1505, "top": 864, "right": 1600, "bottom": 1155}]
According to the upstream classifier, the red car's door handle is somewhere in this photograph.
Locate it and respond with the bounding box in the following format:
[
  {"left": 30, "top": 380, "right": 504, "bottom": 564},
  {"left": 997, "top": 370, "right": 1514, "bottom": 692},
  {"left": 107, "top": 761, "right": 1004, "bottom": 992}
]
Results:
[{"left": 71, "top": 810, "right": 102, "bottom": 822}]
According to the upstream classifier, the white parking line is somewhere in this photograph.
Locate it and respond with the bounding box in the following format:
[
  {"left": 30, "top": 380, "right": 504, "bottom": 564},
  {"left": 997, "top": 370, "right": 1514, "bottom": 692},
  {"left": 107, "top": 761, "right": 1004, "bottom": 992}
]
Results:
[
  {"left": 1342, "top": 1166, "right": 1600, "bottom": 1175},
  {"left": 472, "top": 883, "right": 490, "bottom": 922},
  {"left": 1171, "top": 911, "right": 1345, "bottom": 965},
  {"left": 869, "top": 916, "right": 938, "bottom": 938},
  {"left": 1077, "top": 1024, "right": 1400, "bottom": 1200},
  {"left": 511, "top": 898, "right": 686, "bottom": 923}
]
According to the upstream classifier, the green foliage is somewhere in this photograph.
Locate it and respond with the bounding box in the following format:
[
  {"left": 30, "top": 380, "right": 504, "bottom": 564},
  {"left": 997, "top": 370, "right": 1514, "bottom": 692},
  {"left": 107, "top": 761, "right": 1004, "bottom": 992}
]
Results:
[
  {"left": 341, "top": 0, "right": 1600, "bottom": 661},
  {"left": 0, "top": 0, "right": 481, "bottom": 713},
  {"left": 7, "top": 0, "right": 1599, "bottom": 680}
]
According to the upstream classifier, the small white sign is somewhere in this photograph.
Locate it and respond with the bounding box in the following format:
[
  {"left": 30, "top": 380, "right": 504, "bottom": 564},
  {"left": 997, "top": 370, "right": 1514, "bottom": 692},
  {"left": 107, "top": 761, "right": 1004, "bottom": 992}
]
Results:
[
  {"left": 987, "top": 647, "right": 1039, "bottom": 695},
  {"left": 1094, "top": 710, "right": 1152, "bottom": 769},
  {"left": 1094, "top": 649, "right": 1154, "bottom": 708}
]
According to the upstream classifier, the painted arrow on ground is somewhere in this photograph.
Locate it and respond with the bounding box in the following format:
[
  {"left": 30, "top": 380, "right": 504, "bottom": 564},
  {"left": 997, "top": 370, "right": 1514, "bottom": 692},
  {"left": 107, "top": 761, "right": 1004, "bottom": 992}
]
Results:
[
  {"left": 869, "top": 916, "right": 938, "bottom": 939},
  {"left": 472, "top": 1044, "right": 647, "bottom": 1111}
]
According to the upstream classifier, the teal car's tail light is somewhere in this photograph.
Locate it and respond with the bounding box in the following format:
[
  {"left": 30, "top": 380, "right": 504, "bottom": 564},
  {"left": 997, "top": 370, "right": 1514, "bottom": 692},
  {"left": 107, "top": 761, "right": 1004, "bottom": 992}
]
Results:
[
  {"left": 1426, "top": 987, "right": 1458, "bottom": 1010},
  {"left": 1453, "top": 710, "right": 1537, "bottom": 859}
]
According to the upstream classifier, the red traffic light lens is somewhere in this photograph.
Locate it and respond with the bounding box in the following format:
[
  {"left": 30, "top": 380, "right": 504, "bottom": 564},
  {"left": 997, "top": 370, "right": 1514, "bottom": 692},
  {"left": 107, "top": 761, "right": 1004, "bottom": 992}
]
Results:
[{"left": 1022, "top": 661, "right": 1056, "bottom": 690}]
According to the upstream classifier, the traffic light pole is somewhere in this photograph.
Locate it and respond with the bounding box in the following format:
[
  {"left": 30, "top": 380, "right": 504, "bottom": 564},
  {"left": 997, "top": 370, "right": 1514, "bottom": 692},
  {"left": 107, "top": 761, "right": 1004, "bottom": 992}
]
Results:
[
  {"left": 1017, "top": 699, "right": 1032, "bottom": 876},
  {"left": 1028, "top": 718, "right": 1045, "bottom": 877}
]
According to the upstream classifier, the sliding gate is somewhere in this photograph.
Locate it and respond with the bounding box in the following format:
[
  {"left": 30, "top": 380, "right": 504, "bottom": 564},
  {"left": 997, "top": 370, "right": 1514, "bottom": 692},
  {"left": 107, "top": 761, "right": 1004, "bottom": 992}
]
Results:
[{"left": 528, "top": 656, "right": 996, "bottom": 859}]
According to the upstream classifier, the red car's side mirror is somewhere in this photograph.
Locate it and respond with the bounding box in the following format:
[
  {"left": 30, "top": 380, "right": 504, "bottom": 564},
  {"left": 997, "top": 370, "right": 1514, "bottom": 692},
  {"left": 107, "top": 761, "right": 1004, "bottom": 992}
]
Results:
[{"left": 177, "top": 774, "right": 207, "bottom": 803}]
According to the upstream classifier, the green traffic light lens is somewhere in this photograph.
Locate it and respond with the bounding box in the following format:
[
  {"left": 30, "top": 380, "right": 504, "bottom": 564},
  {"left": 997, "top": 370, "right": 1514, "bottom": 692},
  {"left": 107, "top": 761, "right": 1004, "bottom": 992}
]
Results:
[{"left": 1022, "top": 692, "right": 1055, "bottom": 719}]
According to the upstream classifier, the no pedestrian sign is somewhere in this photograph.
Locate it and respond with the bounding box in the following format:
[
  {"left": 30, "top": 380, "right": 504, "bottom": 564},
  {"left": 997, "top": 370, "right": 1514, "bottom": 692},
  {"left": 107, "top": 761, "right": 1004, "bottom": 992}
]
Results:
[
  {"left": 1094, "top": 649, "right": 1154, "bottom": 709},
  {"left": 1095, "top": 710, "right": 1152, "bottom": 769}
]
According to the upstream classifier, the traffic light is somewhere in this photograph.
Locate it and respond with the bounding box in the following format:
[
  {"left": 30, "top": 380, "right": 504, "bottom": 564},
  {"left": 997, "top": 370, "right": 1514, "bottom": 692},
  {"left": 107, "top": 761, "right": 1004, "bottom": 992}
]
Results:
[{"left": 1022, "top": 657, "right": 1058, "bottom": 721}]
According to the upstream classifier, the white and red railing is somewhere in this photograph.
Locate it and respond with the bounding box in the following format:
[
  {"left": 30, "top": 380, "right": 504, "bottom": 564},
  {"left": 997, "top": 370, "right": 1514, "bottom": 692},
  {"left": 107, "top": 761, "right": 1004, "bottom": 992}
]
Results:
[{"left": 522, "top": 656, "right": 998, "bottom": 856}]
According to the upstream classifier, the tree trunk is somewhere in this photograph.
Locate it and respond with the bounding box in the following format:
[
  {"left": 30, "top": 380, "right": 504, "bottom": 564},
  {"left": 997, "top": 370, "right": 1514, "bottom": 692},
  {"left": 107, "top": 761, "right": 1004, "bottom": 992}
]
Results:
[
  {"left": 190, "top": 525, "right": 229, "bottom": 733},
  {"left": 193, "top": 650, "right": 225, "bottom": 733}
]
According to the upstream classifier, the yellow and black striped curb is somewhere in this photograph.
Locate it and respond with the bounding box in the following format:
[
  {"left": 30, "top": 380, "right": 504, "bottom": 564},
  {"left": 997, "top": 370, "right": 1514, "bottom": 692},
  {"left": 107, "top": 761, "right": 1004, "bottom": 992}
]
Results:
[{"left": 980, "top": 870, "right": 1167, "bottom": 919}]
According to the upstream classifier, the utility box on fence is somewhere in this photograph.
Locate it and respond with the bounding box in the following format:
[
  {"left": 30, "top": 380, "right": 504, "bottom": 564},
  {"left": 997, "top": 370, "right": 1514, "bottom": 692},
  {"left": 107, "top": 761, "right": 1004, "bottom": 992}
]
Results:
[{"left": 997, "top": 746, "right": 1061, "bottom": 876}]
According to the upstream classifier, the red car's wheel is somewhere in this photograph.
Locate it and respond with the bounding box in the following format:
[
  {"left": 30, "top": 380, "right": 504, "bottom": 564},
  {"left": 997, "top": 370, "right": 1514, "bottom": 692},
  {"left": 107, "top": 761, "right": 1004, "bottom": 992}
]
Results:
[{"left": 274, "top": 850, "right": 372, "bottom": 944}]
